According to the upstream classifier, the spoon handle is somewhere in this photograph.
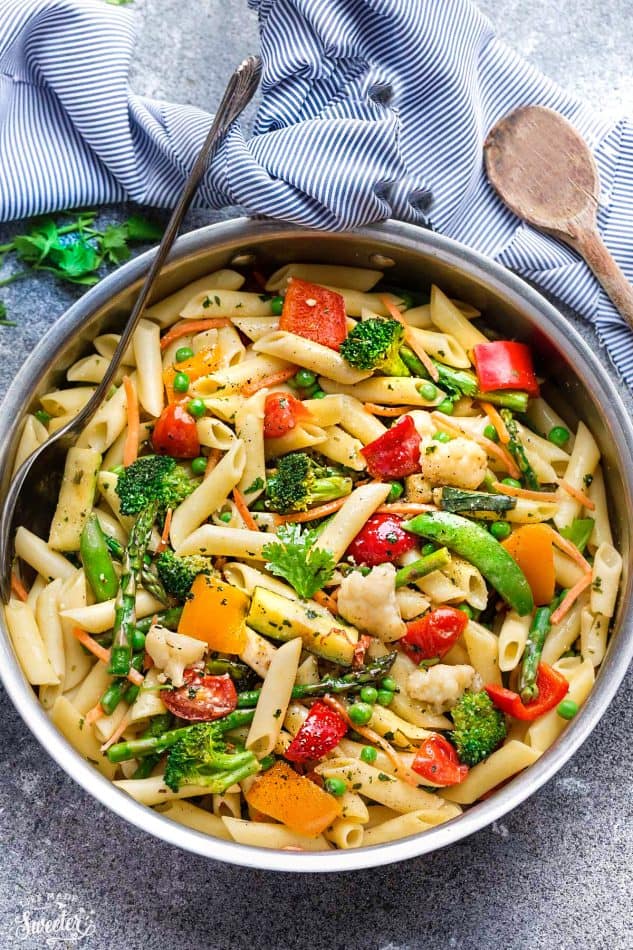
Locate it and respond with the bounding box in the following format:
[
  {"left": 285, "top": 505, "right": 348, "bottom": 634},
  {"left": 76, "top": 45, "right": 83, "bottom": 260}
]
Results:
[{"left": 566, "top": 226, "right": 633, "bottom": 331}]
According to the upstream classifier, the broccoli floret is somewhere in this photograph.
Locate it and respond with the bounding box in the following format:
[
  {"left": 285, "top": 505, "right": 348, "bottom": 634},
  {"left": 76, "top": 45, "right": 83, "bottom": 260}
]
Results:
[
  {"left": 265, "top": 453, "right": 352, "bottom": 513},
  {"left": 449, "top": 690, "right": 507, "bottom": 766},
  {"left": 340, "top": 318, "right": 410, "bottom": 376},
  {"left": 155, "top": 550, "right": 214, "bottom": 600},
  {"left": 116, "top": 455, "right": 199, "bottom": 515},
  {"left": 163, "top": 723, "right": 260, "bottom": 792}
]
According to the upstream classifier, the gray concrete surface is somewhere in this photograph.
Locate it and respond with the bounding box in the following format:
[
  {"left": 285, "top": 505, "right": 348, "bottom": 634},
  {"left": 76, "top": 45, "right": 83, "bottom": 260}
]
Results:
[{"left": 0, "top": 2, "right": 632, "bottom": 948}]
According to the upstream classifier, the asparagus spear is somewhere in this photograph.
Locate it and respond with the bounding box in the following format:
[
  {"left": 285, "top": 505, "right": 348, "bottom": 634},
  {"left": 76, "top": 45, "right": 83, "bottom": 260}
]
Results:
[
  {"left": 394, "top": 548, "right": 450, "bottom": 588},
  {"left": 108, "top": 501, "right": 158, "bottom": 677},
  {"left": 500, "top": 410, "right": 539, "bottom": 489},
  {"left": 105, "top": 533, "right": 168, "bottom": 603},
  {"left": 107, "top": 708, "right": 257, "bottom": 763},
  {"left": 518, "top": 593, "right": 566, "bottom": 702},
  {"left": 400, "top": 346, "right": 529, "bottom": 412},
  {"left": 235, "top": 652, "right": 398, "bottom": 708}
]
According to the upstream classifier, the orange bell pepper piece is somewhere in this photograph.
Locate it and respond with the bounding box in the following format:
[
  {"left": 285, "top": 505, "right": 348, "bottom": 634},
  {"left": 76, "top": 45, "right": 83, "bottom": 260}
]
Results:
[
  {"left": 245, "top": 761, "right": 342, "bottom": 837},
  {"left": 164, "top": 346, "right": 219, "bottom": 403},
  {"left": 502, "top": 524, "right": 555, "bottom": 606},
  {"left": 177, "top": 575, "right": 249, "bottom": 653}
]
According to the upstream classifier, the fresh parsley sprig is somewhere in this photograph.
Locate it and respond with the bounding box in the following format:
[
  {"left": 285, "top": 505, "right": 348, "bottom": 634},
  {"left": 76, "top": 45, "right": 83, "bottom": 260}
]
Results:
[
  {"left": 0, "top": 211, "right": 162, "bottom": 325},
  {"left": 262, "top": 523, "right": 336, "bottom": 600}
]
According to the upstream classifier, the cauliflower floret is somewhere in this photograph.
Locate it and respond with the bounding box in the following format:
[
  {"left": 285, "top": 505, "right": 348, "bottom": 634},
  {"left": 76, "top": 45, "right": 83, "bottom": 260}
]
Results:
[
  {"left": 337, "top": 563, "right": 405, "bottom": 642},
  {"left": 145, "top": 624, "right": 205, "bottom": 686},
  {"left": 419, "top": 436, "right": 487, "bottom": 490},
  {"left": 407, "top": 663, "right": 477, "bottom": 714}
]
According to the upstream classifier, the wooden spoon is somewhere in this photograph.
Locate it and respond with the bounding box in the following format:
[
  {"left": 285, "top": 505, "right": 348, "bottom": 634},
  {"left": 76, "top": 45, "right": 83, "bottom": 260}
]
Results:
[{"left": 484, "top": 104, "right": 633, "bottom": 328}]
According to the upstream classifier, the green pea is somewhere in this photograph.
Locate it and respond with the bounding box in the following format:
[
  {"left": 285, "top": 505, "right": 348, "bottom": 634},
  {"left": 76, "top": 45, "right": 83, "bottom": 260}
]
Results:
[
  {"left": 219, "top": 511, "right": 232, "bottom": 523},
  {"left": 270, "top": 295, "right": 284, "bottom": 316},
  {"left": 131, "top": 628, "right": 146, "bottom": 653},
  {"left": 191, "top": 456, "right": 207, "bottom": 476},
  {"left": 436, "top": 398, "right": 454, "bottom": 415},
  {"left": 380, "top": 677, "right": 397, "bottom": 693},
  {"left": 548, "top": 426, "right": 570, "bottom": 447},
  {"left": 490, "top": 520, "right": 511, "bottom": 541},
  {"left": 557, "top": 698, "right": 579, "bottom": 720},
  {"left": 295, "top": 368, "right": 316, "bottom": 389},
  {"left": 324, "top": 777, "right": 347, "bottom": 797},
  {"left": 483, "top": 424, "right": 499, "bottom": 442},
  {"left": 376, "top": 690, "right": 394, "bottom": 707},
  {"left": 348, "top": 702, "right": 373, "bottom": 726},
  {"left": 422, "top": 543, "right": 436, "bottom": 557},
  {"left": 433, "top": 431, "right": 451, "bottom": 443},
  {"left": 456, "top": 603, "right": 474, "bottom": 619},
  {"left": 386, "top": 481, "right": 404, "bottom": 503},
  {"left": 502, "top": 477, "right": 522, "bottom": 489},
  {"left": 187, "top": 398, "right": 206, "bottom": 418},
  {"left": 175, "top": 346, "right": 194, "bottom": 363},
  {"left": 34, "top": 409, "right": 51, "bottom": 426},
  {"left": 173, "top": 371, "right": 190, "bottom": 393},
  {"left": 311, "top": 389, "right": 327, "bottom": 399},
  {"left": 360, "top": 746, "right": 378, "bottom": 765},
  {"left": 360, "top": 686, "right": 378, "bottom": 704},
  {"left": 419, "top": 382, "right": 437, "bottom": 401}
]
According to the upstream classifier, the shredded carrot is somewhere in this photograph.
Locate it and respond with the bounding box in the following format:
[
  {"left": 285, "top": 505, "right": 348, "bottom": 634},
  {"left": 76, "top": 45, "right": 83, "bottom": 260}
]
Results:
[
  {"left": 85, "top": 703, "right": 105, "bottom": 726},
  {"left": 492, "top": 481, "right": 560, "bottom": 503},
  {"left": 10, "top": 573, "right": 29, "bottom": 602},
  {"left": 232, "top": 487, "right": 260, "bottom": 532},
  {"left": 205, "top": 447, "right": 223, "bottom": 477},
  {"left": 480, "top": 401, "right": 510, "bottom": 445},
  {"left": 364, "top": 403, "right": 418, "bottom": 416},
  {"left": 155, "top": 508, "right": 172, "bottom": 554},
  {"left": 273, "top": 495, "right": 348, "bottom": 525},
  {"left": 160, "top": 318, "right": 232, "bottom": 351},
  {"left": 542, "top": 525, "right": 592, "bottom": 574},
  {"left": 312, "top": 590, "right": 339, "bottom": 614},
  {"left": 100, "top": 708, "right": 133, "bottom": 753},
  {"left": 431, "top": 411, "right": 521, "bottom": 479},
  {"left": 321, "top": 695, "right": 419, "bottom": 785},
  {"left": 376, "top": 503, "right": 438, "bottom": 515},
  {"left": 71, "top": 627, "right": 144, "bottom": 686},
  {"left": 240, "top": 366, "right": 298, "bottom": 397},
  {"left": 550, "top": 572, "right": 593, "bottom": 624},
  {"left": 122, "top": 376, "right": 140, "bottom": 467},
  {"left": 557, "top": 479, "right": 596, "bottom": 510},
  {"left": 379, "top": 293, "right": 440, "bottom": 383}
]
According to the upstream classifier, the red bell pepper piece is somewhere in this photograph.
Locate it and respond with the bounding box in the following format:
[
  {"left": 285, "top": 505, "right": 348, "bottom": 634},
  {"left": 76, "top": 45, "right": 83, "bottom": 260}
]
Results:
[
  {"left": 346, "top": 513, "right": 417, "bottom": 567},
  {"left": 263, "top": 392, "right": 312, "bottom": 439},
  {"left": 400, "top": 606, "right": 469, "bottom": 664},
  {"left": 485, "top": 663, "right": 568, "bottom": 721},
  {"left": 285, "top": 700, "right": 348, "bottom": 763},
  {"left": 412, "top": 734, "right": 469, "bottom": 786},
  {"left": 473, "top": 341, "right": 539, "bottom": 397},
  {"left": 279, "top": 278, "right": 348, "bottom": 351},
  {"left": 151, "top": 403, "right": 201, "bottom": 459},
  {"left": 360, "top": 415, "right": 421, "bottom": 479}
]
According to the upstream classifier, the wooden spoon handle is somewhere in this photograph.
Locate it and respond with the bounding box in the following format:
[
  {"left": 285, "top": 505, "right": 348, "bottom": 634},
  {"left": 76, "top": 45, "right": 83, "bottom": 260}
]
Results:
[{"left": 571, "top": 227, "right": 633, "bottom": 331}]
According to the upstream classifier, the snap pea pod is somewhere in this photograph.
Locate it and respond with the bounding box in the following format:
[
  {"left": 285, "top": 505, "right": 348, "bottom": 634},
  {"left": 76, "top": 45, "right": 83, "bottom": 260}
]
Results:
[
  {"left": 135, "top": 607, "right": 183, "bottom": 634},
  {"left": 108, "top": 501, "right": 158, "bottom": 677},
  {"left": 393, "top": 547, "right": 450, "bottom": 588},
  {"left": 80, "top": 514, "right": 119, "bottom": 602},
  {"left": 402, "top": 511, "right": 534, "bottom": 615}
]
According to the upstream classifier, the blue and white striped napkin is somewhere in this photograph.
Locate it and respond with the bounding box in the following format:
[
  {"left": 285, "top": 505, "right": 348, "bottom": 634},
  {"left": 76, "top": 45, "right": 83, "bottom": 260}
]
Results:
[{"left": 2, "top": 0, "right": 633, "bottom": 382}]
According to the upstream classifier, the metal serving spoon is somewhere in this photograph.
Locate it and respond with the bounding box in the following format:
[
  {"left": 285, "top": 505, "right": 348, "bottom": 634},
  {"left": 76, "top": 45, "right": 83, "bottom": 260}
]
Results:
[
  {"left": 484, "top": 104, "right": 633, "bottom": 328},
  {"left": 0, "top": 55, "right": 262, "bottom": 603}
]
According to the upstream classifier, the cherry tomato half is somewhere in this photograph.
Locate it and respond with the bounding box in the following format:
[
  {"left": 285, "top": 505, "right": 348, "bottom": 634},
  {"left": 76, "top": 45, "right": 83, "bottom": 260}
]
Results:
[
  {"left": 263, "top": 392, "right": 312, "bottom": 439},
  {"left": 346, "top": 513, "right": 418, "bottom": 567},
  {"left": 152, "top": 403, "right": 200, "bottom": 459},
  {"left": 411, "top": 734, "right": 469, "bottom": 786},
  {"left": 162, "top": 670, "right": 238, "bottom": 722},
  {"left": 400, "top": 606, "right": 469, "bottom": 663}
]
